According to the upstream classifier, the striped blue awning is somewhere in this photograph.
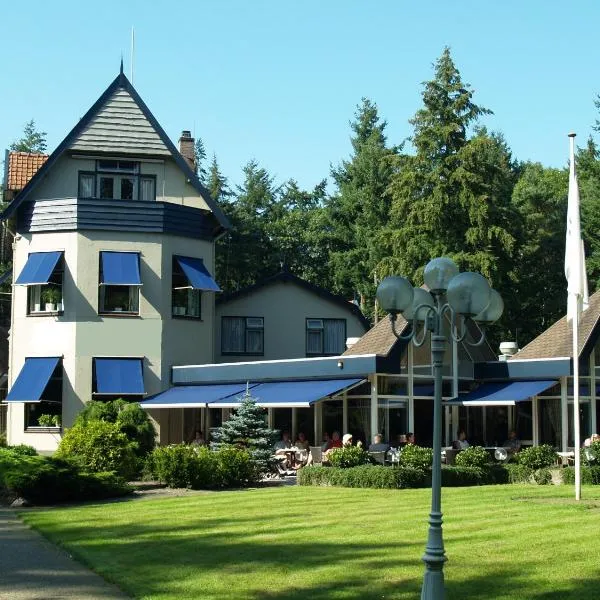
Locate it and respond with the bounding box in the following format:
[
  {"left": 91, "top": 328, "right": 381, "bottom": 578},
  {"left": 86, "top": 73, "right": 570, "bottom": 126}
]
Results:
[
  {"left": 94, "top": 358, "right": 145, "bottom": 395},
  {"left": 174, "top": 255, "right": 220, "bottom": 292},
  {"left": 445, "top": 380, "right": 557, "bottom": 406},
  {"left": 15, "top": 252, "right": 62, "bottom": 285},
  {"left": 100, "top": 252, "right": 141, "bottom": 286},
  {"left": 5, "top": 357, "right": 61, "bottom": 402}
]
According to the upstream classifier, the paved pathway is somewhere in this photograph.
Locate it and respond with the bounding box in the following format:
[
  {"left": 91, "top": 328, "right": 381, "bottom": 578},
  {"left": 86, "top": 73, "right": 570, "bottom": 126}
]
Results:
[{"left": 0, "top": 509, "right": 129, "bottom": 600}]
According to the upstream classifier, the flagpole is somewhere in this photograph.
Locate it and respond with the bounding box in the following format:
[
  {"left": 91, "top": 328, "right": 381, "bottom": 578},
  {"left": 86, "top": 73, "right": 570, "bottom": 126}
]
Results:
[{"left": 568, "top": 132, "right": 581, "bottom": 501}]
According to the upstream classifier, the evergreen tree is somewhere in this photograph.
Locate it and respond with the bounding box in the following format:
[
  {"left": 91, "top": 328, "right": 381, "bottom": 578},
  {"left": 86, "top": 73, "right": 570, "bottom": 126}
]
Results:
[
  {"left": 207, "top": 154, "right": 232, "bottom": 204},
  {"left": 327, "top": 97, "right": 399, "bottom": 317},
  {"left": 194, "top": 137, "right": 208, "bottom": 184},
  {"left": 10, "top": 119, "right": 47, "bottom": 153},
  {"left": 211, "top": 390, "right": 279, "bottom": 472}
]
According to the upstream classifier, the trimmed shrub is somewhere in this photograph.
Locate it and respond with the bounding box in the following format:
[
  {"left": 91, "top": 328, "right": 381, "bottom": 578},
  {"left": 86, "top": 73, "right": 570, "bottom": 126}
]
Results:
[
  {"left": 454, "top": 446, "right": 491, "bottom": 470},
  {"left": 7, "top": 444, "right": 38, "bottom": 456},
  {"left": 327, "top": 446, "right": 371, "bottom": 468},
  {"left": 515, "top": 445, "right": 557, "bottom": 470},
  {"left": 441, "top": 465, "right": 486, "bottom": 486},
  {"left": 56, "top": 420, "right": 139, "bottom": 479},
  {"left": 533, "top": 468, "right": 552, "bottom": 485},
  {"left": 399, "top": 444, "right": 433, "bottom": 470},
  {"left": 396, "top": 466, "right": 428, "bottom": 489},
  {"left": 298, "top": 465, "right": 428, "bottom": 489},
  {"left": 148, "top": 443, "right": 258, "bottom": 489},
  {"left": 0, "top": 448, "right": 132, "bottom": 505},
  {"left": 562, "top": 466, "right": 600, "bottom": 485},
  {"left": 503, "top": 463, "right": 534, "bottom": 483}
]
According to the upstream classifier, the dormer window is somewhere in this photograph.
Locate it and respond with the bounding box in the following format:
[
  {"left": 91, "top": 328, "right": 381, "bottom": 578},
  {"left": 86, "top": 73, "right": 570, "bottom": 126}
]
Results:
[{"left": 78, "top": 160, "right": 156, "bottom": 201}]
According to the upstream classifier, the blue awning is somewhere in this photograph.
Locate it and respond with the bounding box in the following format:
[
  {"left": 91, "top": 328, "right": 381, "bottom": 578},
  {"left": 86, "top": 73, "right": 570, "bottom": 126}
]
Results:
[
  {"left": 174, "top": 255, "right": 220, "bottom": 292},
  {"left": 140, "top": 383, "right": 256, "bottom": 409},
  {"left": 94, "top": 358, "right": 145, "bottom": 395},
  {"left": 445, "top": 380, "right": 557, "bottom": 406},
  {"left": 15, "top": 252, "right": 62, "bottom": 285},
  {"left": 0, "top": 269, "right": 12, "bottom": 286},
  {"left": 5, "top": 357, "right": 61, "bottom": 402},
  {"left": 100, "top": 252, "right": 141, "bottom": 286},
  {"left": 211, "top": 378, "right": 365, "bottom": 408}
]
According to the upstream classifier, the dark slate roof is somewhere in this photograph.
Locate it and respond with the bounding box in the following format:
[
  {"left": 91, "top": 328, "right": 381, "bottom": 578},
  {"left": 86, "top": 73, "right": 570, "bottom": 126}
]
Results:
[
  {"left": 2, "top": 69, "right": 230, "bottom": 234},
  {"left": 511, "top": 289, "right": 600, "bottom": 361},
  {"left": 217, "top": 271, "right": 370, "bottom": 329}
]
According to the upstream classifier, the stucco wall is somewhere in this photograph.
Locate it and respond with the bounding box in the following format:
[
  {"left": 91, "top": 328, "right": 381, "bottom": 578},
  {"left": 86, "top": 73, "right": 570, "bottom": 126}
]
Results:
[
  {"left": 215, "top": 280, "right": 368, "bottom": 363},
  {"left": 6, "top": 229, "right": 216, "bottom": 450},
  {"left": 31, "top": 155, "right": 210, "bottom": 211}
]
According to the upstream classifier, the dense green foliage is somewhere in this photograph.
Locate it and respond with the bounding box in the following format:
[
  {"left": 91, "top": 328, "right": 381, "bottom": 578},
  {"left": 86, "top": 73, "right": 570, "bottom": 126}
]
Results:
[
  {"left": 0, "top": 447, "right": 131, "bottom": 505},
  {"left": 562, "top": 465, "right": 600, "bottom": 484},
  {"left": 56, "top": 420, "right": 139, "bottom": 479},
  {"left": 398, "top": 444, "right": 433, "bottom": 470},
  {"left": 75, "top": 399, "right": 155, "bottom": 458},
  {"left": 211, "top": 391, "right": 279, "bottom": 473},
  {"left": 148, "top": 443, "right": 258, "bottom": 489},
  {"left": 10, "top": 119, "right": 47, "bottom": 153},
  {"left": 582, "top": 440, "right": 600, "bottom": 465},
  {"left": 327, "top": 446, "right": 371, "bottom": 468},
  {"left": 454, "top": 446, "right": 492, "bottom": 469},
  {"left": 515, "top": 444, "right": 557, "bottom": 470}
]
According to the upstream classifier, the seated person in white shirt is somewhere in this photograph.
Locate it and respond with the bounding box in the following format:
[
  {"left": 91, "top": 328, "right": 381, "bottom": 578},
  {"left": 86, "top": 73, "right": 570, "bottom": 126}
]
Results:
[
  {"left": 274, "top": 431, "right": 294, "bottom": 469},
  {"left": 452, "top": 430, "right": 470, "bottom": 450}
]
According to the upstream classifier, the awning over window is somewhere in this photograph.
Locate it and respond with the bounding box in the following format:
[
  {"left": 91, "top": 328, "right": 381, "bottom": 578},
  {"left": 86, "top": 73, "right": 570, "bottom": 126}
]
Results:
[
  {"left": 445, "top": 380, "right": 557, "bottom": 407},
  {"left": 100, "top": 252, "right": 141, "bottom": 286},
  {"left": 94, "top": 358, "right": 145, "bottom": 395},
  {"left": 140, "top": 383, "right": 255, "bottom": 409},
  {"left": 15, "top": 252, "right": 62, "bottom": 285},
  {"left": 5, "top": 357, "right": 61, "bottom": 402},
  {"left": 174, "top": 255, "right": 220, "bottom": 292},
  {"left": 211, "top": 378, "right": 366, "bottom": 408},
  {"left": 0, "top": 269, "right": 12, "bottom": 286}
]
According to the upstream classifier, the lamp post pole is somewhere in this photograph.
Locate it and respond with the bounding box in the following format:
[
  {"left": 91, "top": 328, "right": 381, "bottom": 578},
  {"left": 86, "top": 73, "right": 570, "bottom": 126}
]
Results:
[{"left": 377, "top": 258, "right": 504, "bottom": 600}]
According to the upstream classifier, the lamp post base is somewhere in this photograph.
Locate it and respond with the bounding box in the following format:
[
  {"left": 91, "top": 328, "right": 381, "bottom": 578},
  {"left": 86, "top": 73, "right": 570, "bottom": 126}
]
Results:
[{"left": 421, "top": 509, "right": 447, "bottom": 599}]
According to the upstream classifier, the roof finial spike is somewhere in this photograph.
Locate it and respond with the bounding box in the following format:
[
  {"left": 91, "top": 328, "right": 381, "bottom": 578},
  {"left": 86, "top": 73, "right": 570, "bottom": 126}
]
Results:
[{"left": 120, "top": 54, "right": 124, "bottom": 75}]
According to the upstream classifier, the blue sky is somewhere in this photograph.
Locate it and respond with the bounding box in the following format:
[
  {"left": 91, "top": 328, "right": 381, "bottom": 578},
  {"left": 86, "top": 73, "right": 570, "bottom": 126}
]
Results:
[{"left": 2, "top": 0, "right": 599, "bottom": 190}]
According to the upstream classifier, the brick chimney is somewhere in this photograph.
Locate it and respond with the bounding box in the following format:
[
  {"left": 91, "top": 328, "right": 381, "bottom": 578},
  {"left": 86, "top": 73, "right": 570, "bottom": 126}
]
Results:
[{"left": 178, "top": 130, "right": 195, "bottom": 172}]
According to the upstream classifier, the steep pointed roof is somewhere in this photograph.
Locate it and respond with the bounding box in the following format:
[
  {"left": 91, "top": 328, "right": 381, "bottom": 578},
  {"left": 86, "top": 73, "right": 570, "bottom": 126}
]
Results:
[
  {"left": 512, "top": 290, "right": 600, "bottom": 361},
  {"left": 2, "top": 70, "right": 229, "bottom": 231}
]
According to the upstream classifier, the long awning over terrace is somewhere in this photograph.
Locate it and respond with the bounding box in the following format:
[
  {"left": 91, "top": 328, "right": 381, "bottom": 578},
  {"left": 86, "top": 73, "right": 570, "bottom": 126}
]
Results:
[
  {"left": 140, "top": 378, "right": 364, "bottom": 409},
  {"left": 445, "top": 380, "right": 557, "bottom": 407}
]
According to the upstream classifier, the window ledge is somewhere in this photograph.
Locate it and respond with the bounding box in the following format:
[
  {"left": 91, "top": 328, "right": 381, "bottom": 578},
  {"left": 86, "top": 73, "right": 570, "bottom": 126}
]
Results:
[
  {"left": 99, "top": 312, "right": 141, "bottom": 318},
  {"left": 221, "top": 352, "right": 265, "bottom": 357},
  {"left": 172, "top": 315, "right": 203, "bottom": 321},
  {"left": 24, "top": 426, "right": 62, "bottom": 433},
  {"left": 27, "top": 311, "right": 64, "bottom": 318}
]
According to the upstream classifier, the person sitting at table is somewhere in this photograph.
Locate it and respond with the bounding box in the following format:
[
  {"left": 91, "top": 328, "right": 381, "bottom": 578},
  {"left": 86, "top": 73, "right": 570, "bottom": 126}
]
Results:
[
  {"left": 295, "top": 432, "right": 310, "bottom": 451},
  {"left": 342, "top": 433, "right": 353, "bottom": 447},
  {"left": 584, "top": 433, "right": 600, "bottom": 447},
  {"left": 503, "top": 430, "right": 521, "bottom": 454},
  {"left": 321, "top": 432, "right": 331, "bottom": 451},
  {"left": 452, "top": 430, "right": 470, "bottom": 450},
  {"left": 402, "top": 432, "right": 415, "bottom": 447},
  {"left": 369, "top": 434, "right": 390, "bottom": 453},
  {"left": 274, "top": 431, "right": 294, "bottom": 469},
  {"left": 326, "top": 430, "right": 343, "bottom": 450}
]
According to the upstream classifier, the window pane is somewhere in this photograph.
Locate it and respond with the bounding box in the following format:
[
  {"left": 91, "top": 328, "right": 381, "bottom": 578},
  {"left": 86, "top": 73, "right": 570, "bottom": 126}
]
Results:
[
  {"left": 186, "top": 289, "right": 201, "bottom": 318},
  {"left": 99, "top": 177, "right": 114, "bottom": 199},
  {"left": 306, "top": 330, "right": 322, "bottom": 355},
  {"left": 140, "top": 177, "right": 156, "bottom": 201},
  {"left": 223, "top": 317, "right": 245, "bottom": 353},
  {"left": 246, "top": 329, "right": 263, "bottom": 354},
  {"left": 324, "top": 319, "right": 345, "bottom": 354},
  {"left": 121, "top": 177, "right": 135, "bottom": 200},
  {"left": 79, "top": 173, "right": 95, "bottom": 198},
  {"left": 101, "top": 285, "right": 138, "bottom": 313}
]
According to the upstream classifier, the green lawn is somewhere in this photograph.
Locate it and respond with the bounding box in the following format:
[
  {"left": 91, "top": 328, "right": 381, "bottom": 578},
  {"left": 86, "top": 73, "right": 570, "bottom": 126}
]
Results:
[{"left": 19, "top": 485, "right": 600, "bottom": 600}]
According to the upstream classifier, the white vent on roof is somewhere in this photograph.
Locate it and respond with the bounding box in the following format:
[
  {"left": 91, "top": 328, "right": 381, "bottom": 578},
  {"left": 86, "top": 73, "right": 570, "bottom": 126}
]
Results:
[
  {"left": 498, "top": 341, "right": 518, "bottom": 361},
  {"left": 346, "top": 337, "right": 360, "bottom": 350}
]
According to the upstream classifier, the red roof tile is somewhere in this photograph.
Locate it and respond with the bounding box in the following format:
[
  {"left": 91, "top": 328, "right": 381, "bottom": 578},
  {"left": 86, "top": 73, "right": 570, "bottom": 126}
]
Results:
[{"left": 6, "top": 152, "right": 48, "bottom": 191}]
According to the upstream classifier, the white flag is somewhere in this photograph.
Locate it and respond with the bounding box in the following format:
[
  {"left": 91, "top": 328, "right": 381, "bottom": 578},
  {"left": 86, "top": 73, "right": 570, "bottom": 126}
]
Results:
[{"left": 565, "top": 135, "right": 589, "bottom": 320}]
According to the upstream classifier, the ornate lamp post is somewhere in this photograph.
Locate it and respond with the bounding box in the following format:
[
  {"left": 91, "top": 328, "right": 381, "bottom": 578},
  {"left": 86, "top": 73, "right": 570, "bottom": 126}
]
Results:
[{"left": 376, "top": 257, "right": 503, "bottom": 600}]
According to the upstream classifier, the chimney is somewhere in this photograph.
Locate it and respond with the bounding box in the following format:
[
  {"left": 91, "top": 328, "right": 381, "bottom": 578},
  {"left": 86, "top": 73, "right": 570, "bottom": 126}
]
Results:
[{"left": 179, "top": 130, "right": 195, "bottom": 172}]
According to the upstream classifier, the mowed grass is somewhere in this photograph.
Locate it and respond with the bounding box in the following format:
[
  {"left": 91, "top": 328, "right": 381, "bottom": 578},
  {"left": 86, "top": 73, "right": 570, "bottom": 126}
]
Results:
[{"left": 19, "top": 485, "right": 600, "bottom": 600}]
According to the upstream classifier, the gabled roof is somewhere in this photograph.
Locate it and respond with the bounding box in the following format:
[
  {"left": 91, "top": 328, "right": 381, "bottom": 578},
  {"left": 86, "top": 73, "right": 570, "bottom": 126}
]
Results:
[
  {"left": 217, "top": 271, "right": 370, "bottom": 328},
  {"left": 343, "top": 314, "right": 408, "bottom": 356},
  {"left": 5, "top": 152, "right": 48, "bottom": 191},
  {"left": 2, "top": 68, "right": 230, "bottom": 232},
  {"left": 512, "top": 289, "right": 600, "bottom": 361}
]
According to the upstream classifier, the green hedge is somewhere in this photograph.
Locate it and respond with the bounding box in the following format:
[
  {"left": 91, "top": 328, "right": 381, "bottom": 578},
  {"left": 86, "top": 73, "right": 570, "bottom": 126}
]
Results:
[
  {"left": 562, "top": 466, "right": 600, "bottom": 485},
  {"left": 454, "top": 446, "right": 492, "bottom": 469},
  {"left": 147, "top": 444, "right": 258, "bottom": 489},
  {"left": 515, "top": 445, "right": 557, "bottom": 469},
  {"left": 298, "top": 465, "right": 424, "bottom": 489},
  {"left": 327, "top": 446, "right": 371, "bottom": 468},
  {"left": 0, "top": 447, "right": 132, "bottom": 505}
]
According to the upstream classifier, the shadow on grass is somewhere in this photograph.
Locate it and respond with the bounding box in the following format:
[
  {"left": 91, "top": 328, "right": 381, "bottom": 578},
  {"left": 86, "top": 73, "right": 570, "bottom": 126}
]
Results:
[{"left": 18, "top": 507, "right": 600, "bottom": 600}]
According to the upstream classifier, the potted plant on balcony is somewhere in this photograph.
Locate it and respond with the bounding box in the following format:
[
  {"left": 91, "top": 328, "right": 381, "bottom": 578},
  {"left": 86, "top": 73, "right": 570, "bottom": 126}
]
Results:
[
  {"left": 111, "top": 290, "right": 129, "bottom": 312},
  {"left": 41, "top": 286, "right": 61, "bottom": 312},
  {"left": 37, "top": 414, "right": 54, "bottom": 427}
]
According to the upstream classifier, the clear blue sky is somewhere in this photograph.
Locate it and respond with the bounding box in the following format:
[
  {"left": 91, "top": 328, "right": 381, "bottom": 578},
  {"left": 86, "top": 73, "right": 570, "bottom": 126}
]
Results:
[{"left": 2, "top": 0, "right": 599, "bottom": 190}]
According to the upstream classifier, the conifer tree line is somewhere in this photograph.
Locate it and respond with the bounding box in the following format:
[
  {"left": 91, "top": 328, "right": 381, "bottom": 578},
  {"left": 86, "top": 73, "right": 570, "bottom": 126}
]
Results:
[{"left": 193, "top": 47, "right": 600, "bottom": 349}]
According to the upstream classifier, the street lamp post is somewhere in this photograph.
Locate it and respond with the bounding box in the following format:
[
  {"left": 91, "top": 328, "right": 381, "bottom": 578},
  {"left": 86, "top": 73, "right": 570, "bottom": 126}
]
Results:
[{"left": 376, "top": 257, "right": 503, "bottom": 600}]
